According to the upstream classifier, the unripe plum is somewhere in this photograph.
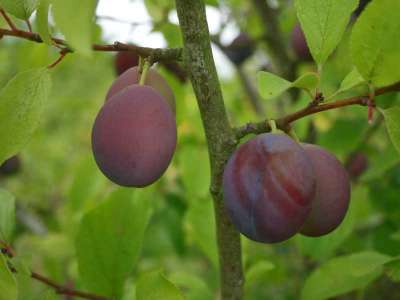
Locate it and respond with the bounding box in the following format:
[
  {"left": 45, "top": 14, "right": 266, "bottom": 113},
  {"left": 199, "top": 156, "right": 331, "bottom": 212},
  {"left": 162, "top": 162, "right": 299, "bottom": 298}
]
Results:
[
  {"left": 0, "top": 155, "right": 21, "bottom": 176},
  {"left": 115, "top": 51, "right": 139, "bottom": 75},
  {"left": 92, "top": 85, "right": 177, "bottom": 187},
  {"left": 225, "top": 33, "right": 255, "bottom": 65},
  {"left": 300, "top": 144, "right": 351, "bottom": 237},
  {"left": 106, "top": 66, "right": 176, "bottom": 114},
  {"left": 291, "top": 23, "right": 312, "bottom": 61},
  {"left": 223, "top": 133, "right": 316, "bottom": 243}
]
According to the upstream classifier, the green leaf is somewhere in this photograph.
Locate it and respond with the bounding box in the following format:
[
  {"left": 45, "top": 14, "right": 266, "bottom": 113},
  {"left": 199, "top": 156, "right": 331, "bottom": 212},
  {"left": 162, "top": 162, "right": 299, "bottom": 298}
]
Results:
[
  {"left": 36, "top": 0, "right": 52, "bottom": 45},
  {"left": 0, "top": 68, "right": 51, "bottom": 164},
  {"left": 301, "top": 252, "right": 393, "bottom": 300},
  {"left": 52, "top": 0, "right": 97, "bottom": 56},
  {"left": 292, "top": 73, "right": 320, "bottom": 92},
  {"left": 0, "top": 0, "right": 38, "bottom": 20},
  {"left": 184, "top": 199, "right": 218, "bottom": 267},
  {"left": 0, "top": 254, "right": 17, "bottom": 300},
  {"left": 351, "top": 0, "right": 400, "bottom": 86},
  {"left": 386, "top": 259, "right": 400, "bottom": 282},
  {"left": 136, "top": 270, "right": 184, "bottom": 300},
  {"left": 76, "top": 188, "right": 153, "bottom": 299},
  {"left": 257, "top": 71, "right": 318, "bottom": 99},
  {"left": 382, "top": 106, "right": 400, "bottom": 156},
  {"left": 295, "top": 0, "right": 358, "bottom": 66},
  {"left": 0, "top": 189, "right": 15, "bottom": 241},
  {"left": 245, "top": 261, "right": 275, "bottom": 287},
  {"left": 337, "top": 68, "right": 366, "bottom": 94},
  {"left": 257, "top": 71, "right": 292, "bottom": 100}
]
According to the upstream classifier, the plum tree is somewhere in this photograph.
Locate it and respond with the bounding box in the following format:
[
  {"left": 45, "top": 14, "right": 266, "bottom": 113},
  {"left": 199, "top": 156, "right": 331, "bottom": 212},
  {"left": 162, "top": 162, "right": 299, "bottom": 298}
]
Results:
[
  {"left": 0, "top": 155, "right": 21, "bottom": 176},
  {"left": 300, "top": 144, "right": 351, "bottom": 237},
  {"left": 92, "top": 85, "right": 177, "bottom": 187},
  {"left": 225, "top": 32, "right": 255, "bottom": 65},
  {"left": 291, "top": 23, "right": 312, "bottom": 61},
  {"left": 223, "top": 133, "right": 316, "bottom": 243},
  {"left": 114, "top": 51, "right": 139, "bottom": 75},
  {"left": 106, "top": 66, "right": 176, "bottom": 114}
]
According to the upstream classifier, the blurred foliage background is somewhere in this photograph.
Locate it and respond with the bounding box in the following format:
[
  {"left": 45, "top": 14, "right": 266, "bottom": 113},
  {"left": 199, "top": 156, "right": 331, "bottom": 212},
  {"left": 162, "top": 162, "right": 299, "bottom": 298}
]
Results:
[{"left": 1, "top": 0, "right": 400, "bottom": 299}]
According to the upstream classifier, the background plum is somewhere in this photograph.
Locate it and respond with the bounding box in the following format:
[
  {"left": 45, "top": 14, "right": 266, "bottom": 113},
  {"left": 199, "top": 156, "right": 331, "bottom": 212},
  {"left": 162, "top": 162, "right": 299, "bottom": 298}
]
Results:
[
  {"left": 114, "top": 51, "right": 139, "bottom": 75},
  {"left": 346, "top": 152, "right": 369, "bottom": 181},
  {"left": 291, "top": 23, "right": 312, "bottom": 61},
  {"left": 300, "top": 144, "right": 351, "bottom": 237},
  {"left": 106, "top": 66, "right": 176, "bottom": 114},
  {"left": 225, "top": 32, "right": 255, "bottom": 65},
  {"left": 0, "top": 155, "right": 21, "bottom": 176},
  {"left": 92, "top": 85, "right": 177, "bottom": 187},
  {"left": 223, "top": 133, "right": 316, "bottom": 243}
]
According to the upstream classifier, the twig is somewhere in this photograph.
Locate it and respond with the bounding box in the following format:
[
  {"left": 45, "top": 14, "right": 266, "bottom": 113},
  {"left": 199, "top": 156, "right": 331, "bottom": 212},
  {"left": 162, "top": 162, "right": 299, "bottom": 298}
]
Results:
[
  {"left": 0, "top": 8, "right": 18, "bottom": 31},
  {"left": 0, "top": 28, "right": 183, "bottom": 62},
  {"left": 235, "top": 82, "right": 400, "bottom": 139},
  {"left": 1, "top": 242, "right": 111, "bottom": 300},
  {"left": 25, "top": 19, "right": 32, "bottom": 32},
  {"left": 47, "top": 50, "right": 68, "bottom": 68}
]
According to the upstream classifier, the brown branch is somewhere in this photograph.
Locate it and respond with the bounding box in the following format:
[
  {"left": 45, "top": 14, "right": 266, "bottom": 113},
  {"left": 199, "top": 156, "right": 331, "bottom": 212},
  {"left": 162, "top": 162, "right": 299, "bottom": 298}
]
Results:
[
  {"left": 47, "top": 50, "right": 68, "bottom": 68},
  {"left": 0, "top": 8, "right": 18, "bottom": 31},
  {"left": 0, "top": 28, "right": 182, "bottom": 62},
  {"left": 25, "top": 19, "right": 32, "bottom": 32},
  {"left": 235, "top": 82, "right": 400, "bottom": 139},
  {"left": 30, "top": 272, "right": 111, "bottom": 300},
  {"left": 1, "top": 242, "right": 111, "bottom": 300}
]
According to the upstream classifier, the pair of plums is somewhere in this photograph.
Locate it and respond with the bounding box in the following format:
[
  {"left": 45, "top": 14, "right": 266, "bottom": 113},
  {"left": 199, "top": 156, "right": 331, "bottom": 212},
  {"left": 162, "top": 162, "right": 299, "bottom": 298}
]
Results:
[
  {"left": 91, "top": 62, "right": 177, "bottom": 188},
  {"left": 223, "top": 133, "right": 351, "bottom": 243}
]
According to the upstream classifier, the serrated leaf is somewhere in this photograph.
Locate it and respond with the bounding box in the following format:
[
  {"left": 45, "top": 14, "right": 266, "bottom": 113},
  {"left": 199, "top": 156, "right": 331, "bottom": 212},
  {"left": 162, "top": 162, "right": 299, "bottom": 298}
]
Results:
[
  {"left": 136, "top": 270, "right": 184, "bottom": 300},
  {"left": 36, "top": 0, "right": 52, "bottom": 45},
  {"left": 257, "top": 71, "right": 292, "bottom": 99},
  {"left": 0, "top": 254, "right": 17, "bottom": 300},
  {"left": 295, "top": 0, "right": 358, "bottom": 66},
  {"left": 52, "top": 0, "right": 97, "bottom": 56},
  {"left": 292, "top": 72, "right": 319, "bottom": 92},
  {"left": 351, "top": 0, "right": 400, "bottom": 86},
  {"left": 0, "top": 0, "right": 38, "bottom": 20},
  {"left": 0, "top": 189, "right": 15, "bottom": 241},
  {"left": 382, "top": 106, "right": 400, "bottom": 156},
  {"left": 258, "top": 71, "right": 319, "bottom": 99},
  {"left": 301, "top": 252, "right": 393, "bottom": 300},
  {"left": 0, "top": 68, "right": 51, "bottom": 164},
  {"left": 76, "top": 188, "right": 153, "bottom": 299}
]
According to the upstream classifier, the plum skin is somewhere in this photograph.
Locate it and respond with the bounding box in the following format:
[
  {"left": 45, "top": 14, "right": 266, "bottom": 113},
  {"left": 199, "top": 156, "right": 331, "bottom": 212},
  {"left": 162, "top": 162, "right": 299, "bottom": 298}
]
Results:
[
  {"left": 0, "top": 155, "right": 21, "bottom": 176},
  {"left": 291, "top": 23, "right": 312, "bottom": 61},
  {"left": 300, "top": 144, "right": 351, "bottom": 237},
  {"left": 225, "top": 33, "right": 255, "bottom": 65},
  {"left": 115, "top": 51, "right": 139, "bottom": 75},
  {"left": 92, "top": 85, "right": 177, "bottom": 187},
  {"left": 223, "top": 133, "right": 316, "bottom": 243},
  {"left": 106, "top": 66, "right": 176, "bottom": 114}
]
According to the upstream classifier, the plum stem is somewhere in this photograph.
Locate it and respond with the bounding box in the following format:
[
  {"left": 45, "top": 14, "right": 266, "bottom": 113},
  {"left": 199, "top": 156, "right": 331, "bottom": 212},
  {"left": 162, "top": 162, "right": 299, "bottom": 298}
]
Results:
[
  {"left": 139, "top": 60, "right": 150, "bottom": 85},
  {"left": 268, "top": 120, "right": 278, "bottom": 133}
]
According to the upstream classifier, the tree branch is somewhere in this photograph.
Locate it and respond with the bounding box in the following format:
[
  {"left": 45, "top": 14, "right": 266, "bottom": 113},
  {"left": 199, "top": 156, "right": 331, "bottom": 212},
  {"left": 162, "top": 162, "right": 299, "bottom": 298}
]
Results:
[
  {"left": 235, "top": 82, "right": 400, "bottom": 139},
  {"left": 1, "top": 245, "right": 111, "bottom": 300},
  {"left": 251, "top": 0, "right": 296, "bottom": 81},
  {"left": 175, "top": 0, "right": 244, "bottom": 299},
  {"left": 0, "top": 8, "right": 17, "bottom": 31},
  {"left": 0, "top": 27, "right": 182, "bottom": 62}
]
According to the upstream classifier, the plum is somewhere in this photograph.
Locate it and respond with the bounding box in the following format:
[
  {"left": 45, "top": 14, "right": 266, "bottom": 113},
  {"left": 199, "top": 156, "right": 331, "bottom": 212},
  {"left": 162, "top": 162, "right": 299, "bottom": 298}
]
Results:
[
  {"left": 0, "top": 155, "right": 21, "bottom": 176},
  {"left": 115, "top": 51, "right": 139, "bottom": 75},
  {"left": 291, "top": 23, "right": 312, "bottom": 61},
  {"left": 346, "top": 152, "right": 369, "bottom": 181},
  {"left": 92, "top": 85, "right": 177, "bottom": 187},
  {"left": 223, "top": 133, "right": 316, "bottom": 243},
  {"left": 106, "top": 66, "right": 176, "bottom": 114},
  {"left": 300, "top": 144, "right": 351, "bottom": 237},
  {"left": 225, "top": 33, "right": 255, "bottom": 65}
]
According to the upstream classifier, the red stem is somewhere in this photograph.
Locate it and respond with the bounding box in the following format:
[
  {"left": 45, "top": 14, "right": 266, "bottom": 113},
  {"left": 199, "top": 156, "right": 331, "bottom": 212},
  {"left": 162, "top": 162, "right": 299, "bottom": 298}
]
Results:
[{"left": 0, "top": 9, "right": 18, "bottom": 31}]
